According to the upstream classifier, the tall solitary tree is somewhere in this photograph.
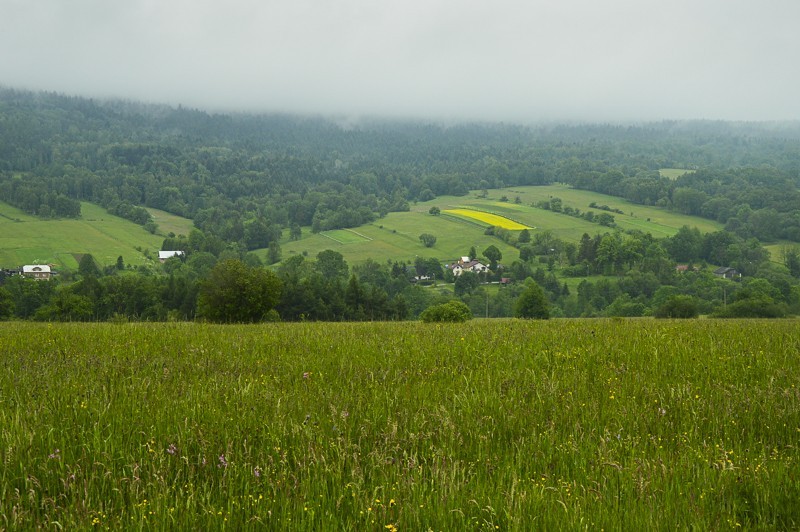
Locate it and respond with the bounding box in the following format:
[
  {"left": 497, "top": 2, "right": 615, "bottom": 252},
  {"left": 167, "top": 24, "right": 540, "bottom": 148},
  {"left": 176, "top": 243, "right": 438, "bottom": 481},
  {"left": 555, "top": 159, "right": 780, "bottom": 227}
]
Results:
[{"left": 483, "top": 245, "right": 502, "bottom": 270}]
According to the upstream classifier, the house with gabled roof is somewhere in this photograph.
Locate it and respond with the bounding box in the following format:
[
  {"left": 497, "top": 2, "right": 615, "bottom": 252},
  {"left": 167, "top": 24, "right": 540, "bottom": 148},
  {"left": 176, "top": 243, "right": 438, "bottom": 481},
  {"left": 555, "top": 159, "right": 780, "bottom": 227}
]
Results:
[
  {"left": 22, "top": 264, "right": 52, "bottom": 280},
  {"left": 447, "top": 258, "right": 490, "bottom": 277},
  {"left": 713, "top": 266, "right": 741, "bottom": 280}
]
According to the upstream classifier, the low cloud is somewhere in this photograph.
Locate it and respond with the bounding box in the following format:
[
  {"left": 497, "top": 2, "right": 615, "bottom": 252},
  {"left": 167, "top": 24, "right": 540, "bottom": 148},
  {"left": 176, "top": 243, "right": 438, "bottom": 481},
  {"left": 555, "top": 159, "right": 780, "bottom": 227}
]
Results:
[{"left": 2, "top": 0, "right": 799, "bottom": 122}]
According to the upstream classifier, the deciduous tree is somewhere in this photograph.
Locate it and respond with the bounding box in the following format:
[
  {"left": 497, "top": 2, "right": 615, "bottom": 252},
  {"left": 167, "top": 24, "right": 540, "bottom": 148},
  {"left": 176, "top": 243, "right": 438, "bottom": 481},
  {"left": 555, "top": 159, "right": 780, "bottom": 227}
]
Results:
[
  {"left": 198, "top": 259, "right": 282, "bottom": 323},
  {"left": 419, "top": 233, "right": 437, "bottom": 248},
  {"left": 514, "top": 280, "right": 550, "bottom": 319}
]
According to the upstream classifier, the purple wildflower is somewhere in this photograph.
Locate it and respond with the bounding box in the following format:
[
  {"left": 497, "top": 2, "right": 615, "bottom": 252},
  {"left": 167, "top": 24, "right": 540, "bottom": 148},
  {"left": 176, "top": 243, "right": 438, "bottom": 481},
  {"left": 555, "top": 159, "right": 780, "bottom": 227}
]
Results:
[
  {"left": 218, "top": 454, "right": 228, "bottom": 468},
  {"left": 167, "top": 444, "right": 177, "bottom": 455},
  {"left": 48, "top": 449, "right": 61, "bottom": 460}
]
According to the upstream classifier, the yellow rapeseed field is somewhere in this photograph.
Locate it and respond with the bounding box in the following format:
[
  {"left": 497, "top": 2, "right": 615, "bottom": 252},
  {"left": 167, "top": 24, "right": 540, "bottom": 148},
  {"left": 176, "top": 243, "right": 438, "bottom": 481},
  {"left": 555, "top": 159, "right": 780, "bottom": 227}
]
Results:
[{"left": 444, "top": 208, "right": 530, "bottom": 230}]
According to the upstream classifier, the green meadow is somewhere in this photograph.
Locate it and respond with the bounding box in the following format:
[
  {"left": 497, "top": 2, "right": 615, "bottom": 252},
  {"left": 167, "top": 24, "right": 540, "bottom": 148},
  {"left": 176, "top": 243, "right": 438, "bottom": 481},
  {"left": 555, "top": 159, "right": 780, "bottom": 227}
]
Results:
[
  {"left": 319, "top": 229, "right": 373, "bottom": 245},
  {"left": 0, "top": 202, "right": 166, "bottom": 269},
  {"left": 481, "top": 184, "right": 721, "bottom": 237},
  {"left": 278, "top": 210, "right": 522, "bottom": 266},
  {"left": 146, "top": 208, "right": 195, "bottom": 238},
  {"left": 1, "top": 320, "right": 798, "bottom": 529},
  {"left": 279, "top": 185, "right": 723, "bottom": 266}
]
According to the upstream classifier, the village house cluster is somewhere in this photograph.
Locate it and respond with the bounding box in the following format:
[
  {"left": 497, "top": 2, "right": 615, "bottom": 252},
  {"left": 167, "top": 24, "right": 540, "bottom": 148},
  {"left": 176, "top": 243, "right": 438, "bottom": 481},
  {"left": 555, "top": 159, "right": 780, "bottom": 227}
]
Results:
[{"left": 447, "top": 256, "right": 490, "bottom": 277}]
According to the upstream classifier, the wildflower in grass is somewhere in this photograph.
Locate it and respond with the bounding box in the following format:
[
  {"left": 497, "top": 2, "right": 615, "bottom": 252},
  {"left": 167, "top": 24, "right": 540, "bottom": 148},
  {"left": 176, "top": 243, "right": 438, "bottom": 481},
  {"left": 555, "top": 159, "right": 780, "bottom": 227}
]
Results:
[
  {"left": 253, "top": 466, "right": 262, "bottom": 478},
  {"left": 48, "top": 448, "right": 60, "bottom": 460},
  {"left": 385, "top": 524, "right": 398, "bottom": 532},
  {"left": 166, "top": 444, "right": 177, "bottom": 455},
  {"left": 303, "top": 371, "right": 311, "bottom": 379},
  {"left": 218, "top": 454, "right": 228, "bottom": 468}
]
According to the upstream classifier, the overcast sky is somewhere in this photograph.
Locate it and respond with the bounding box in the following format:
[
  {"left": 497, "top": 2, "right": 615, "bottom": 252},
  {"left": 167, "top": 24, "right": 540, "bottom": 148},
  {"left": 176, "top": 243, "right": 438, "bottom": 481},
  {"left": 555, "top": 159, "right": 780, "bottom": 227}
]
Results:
[{"left": 2, "top": 0, "right": 799, "bottom": 122}]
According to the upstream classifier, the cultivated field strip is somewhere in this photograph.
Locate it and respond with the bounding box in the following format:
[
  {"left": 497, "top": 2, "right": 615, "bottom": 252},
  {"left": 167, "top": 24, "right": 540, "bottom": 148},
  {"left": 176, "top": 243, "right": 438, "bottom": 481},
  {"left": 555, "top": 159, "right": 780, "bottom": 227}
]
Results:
[{"left": 443, "top": 208, "right": 530, "bottom": 230}]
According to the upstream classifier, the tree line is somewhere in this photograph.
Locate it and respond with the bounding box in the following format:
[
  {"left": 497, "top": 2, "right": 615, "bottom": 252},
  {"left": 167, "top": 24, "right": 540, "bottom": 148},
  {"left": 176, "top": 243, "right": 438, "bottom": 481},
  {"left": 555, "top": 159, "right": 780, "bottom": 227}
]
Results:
[{"left": 1, "top": 221, "right": 798, "bottom": 322}]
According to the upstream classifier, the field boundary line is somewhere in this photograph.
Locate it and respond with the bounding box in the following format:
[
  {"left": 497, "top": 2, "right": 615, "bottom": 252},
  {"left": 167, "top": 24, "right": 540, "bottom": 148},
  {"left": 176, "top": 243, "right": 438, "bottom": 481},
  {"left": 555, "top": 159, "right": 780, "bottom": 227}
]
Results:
[
  {"left": 319, "top": 231, "right": 345, "bottom": 244},
  {"left": 344, "top": 229, "right": 372, "bottom": 241}
]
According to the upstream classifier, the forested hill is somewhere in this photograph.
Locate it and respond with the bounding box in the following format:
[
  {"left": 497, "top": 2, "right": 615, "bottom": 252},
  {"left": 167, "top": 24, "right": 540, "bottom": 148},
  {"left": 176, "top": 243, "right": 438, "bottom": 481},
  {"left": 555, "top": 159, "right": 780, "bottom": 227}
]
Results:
[{"left": 2, "top": 87, "right": 800, "bottom": 246}]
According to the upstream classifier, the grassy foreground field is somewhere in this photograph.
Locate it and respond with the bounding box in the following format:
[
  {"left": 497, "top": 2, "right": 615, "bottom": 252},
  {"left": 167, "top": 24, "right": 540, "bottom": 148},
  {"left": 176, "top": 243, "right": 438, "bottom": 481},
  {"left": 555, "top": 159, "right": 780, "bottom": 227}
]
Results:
[{"left": 2, "top": 320, "right": 799, "bottom": 530}]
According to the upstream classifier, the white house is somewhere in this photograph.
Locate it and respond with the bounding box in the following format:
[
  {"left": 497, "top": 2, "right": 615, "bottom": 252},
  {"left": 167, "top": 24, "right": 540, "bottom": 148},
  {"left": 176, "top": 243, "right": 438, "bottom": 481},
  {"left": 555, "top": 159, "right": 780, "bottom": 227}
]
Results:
[
  {"left": 447, "top": 258, "right": 489, "bottom": 277},
  {"left": 22, "top": 264, "right": 52, "bottom": 280},
  {"left": 158, "top": 250, "right": 185, "bottom": 263}
]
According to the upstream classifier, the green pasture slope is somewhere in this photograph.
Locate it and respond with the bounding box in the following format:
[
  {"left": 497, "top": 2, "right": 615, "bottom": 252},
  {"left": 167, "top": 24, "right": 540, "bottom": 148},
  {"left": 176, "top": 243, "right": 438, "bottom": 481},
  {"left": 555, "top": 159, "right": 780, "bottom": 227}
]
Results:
[
  {"left": 0, "top": 201, "right": 166, "bottom": 270},
  {"left": 277, "top": 209, "right": 521, "bottom": 266},
  {"left": 2, "top": 320, "right": 798, "bottom": 529},
  {"left": 146, "top": 207, "right": 195, "bottom": 238},
  {"left": 278, "top": 185, "right": 722, "bottom": 266},
  {"left": 485, "top": 184, "right": 721, "bottom": 238}
]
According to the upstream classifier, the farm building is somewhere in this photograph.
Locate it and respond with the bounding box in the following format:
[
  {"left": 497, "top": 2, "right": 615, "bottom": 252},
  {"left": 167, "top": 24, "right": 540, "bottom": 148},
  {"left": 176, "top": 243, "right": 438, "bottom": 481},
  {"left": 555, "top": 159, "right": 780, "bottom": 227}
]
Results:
[
  {"left": 447, "top": 258, "right": 490, "bottom": 277},
  {"left": 22, "top": 265, "right": 52, "bottom": 280},
  {"left": 713, "top": 266, "right": 741, "bottom": 279},
  {"left": 158, "top": 250, "right": 185, "bottom": 263}
]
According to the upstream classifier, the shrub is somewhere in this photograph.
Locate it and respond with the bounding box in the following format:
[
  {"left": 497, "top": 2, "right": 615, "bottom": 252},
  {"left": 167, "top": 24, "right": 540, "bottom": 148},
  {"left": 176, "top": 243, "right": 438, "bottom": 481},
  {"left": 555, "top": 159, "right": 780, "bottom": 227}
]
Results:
[
  {"left": 420, "top": 300, "right": 472, "bottom": 322},
  {"left": 713, "top": 296, "right": 789, "bottom": 318},
  {"left": 419, "top": 233, "right": 437, "bottom": 248},
  {"left": 653, "top": 295, "right": 699, "bottom": 319}
]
